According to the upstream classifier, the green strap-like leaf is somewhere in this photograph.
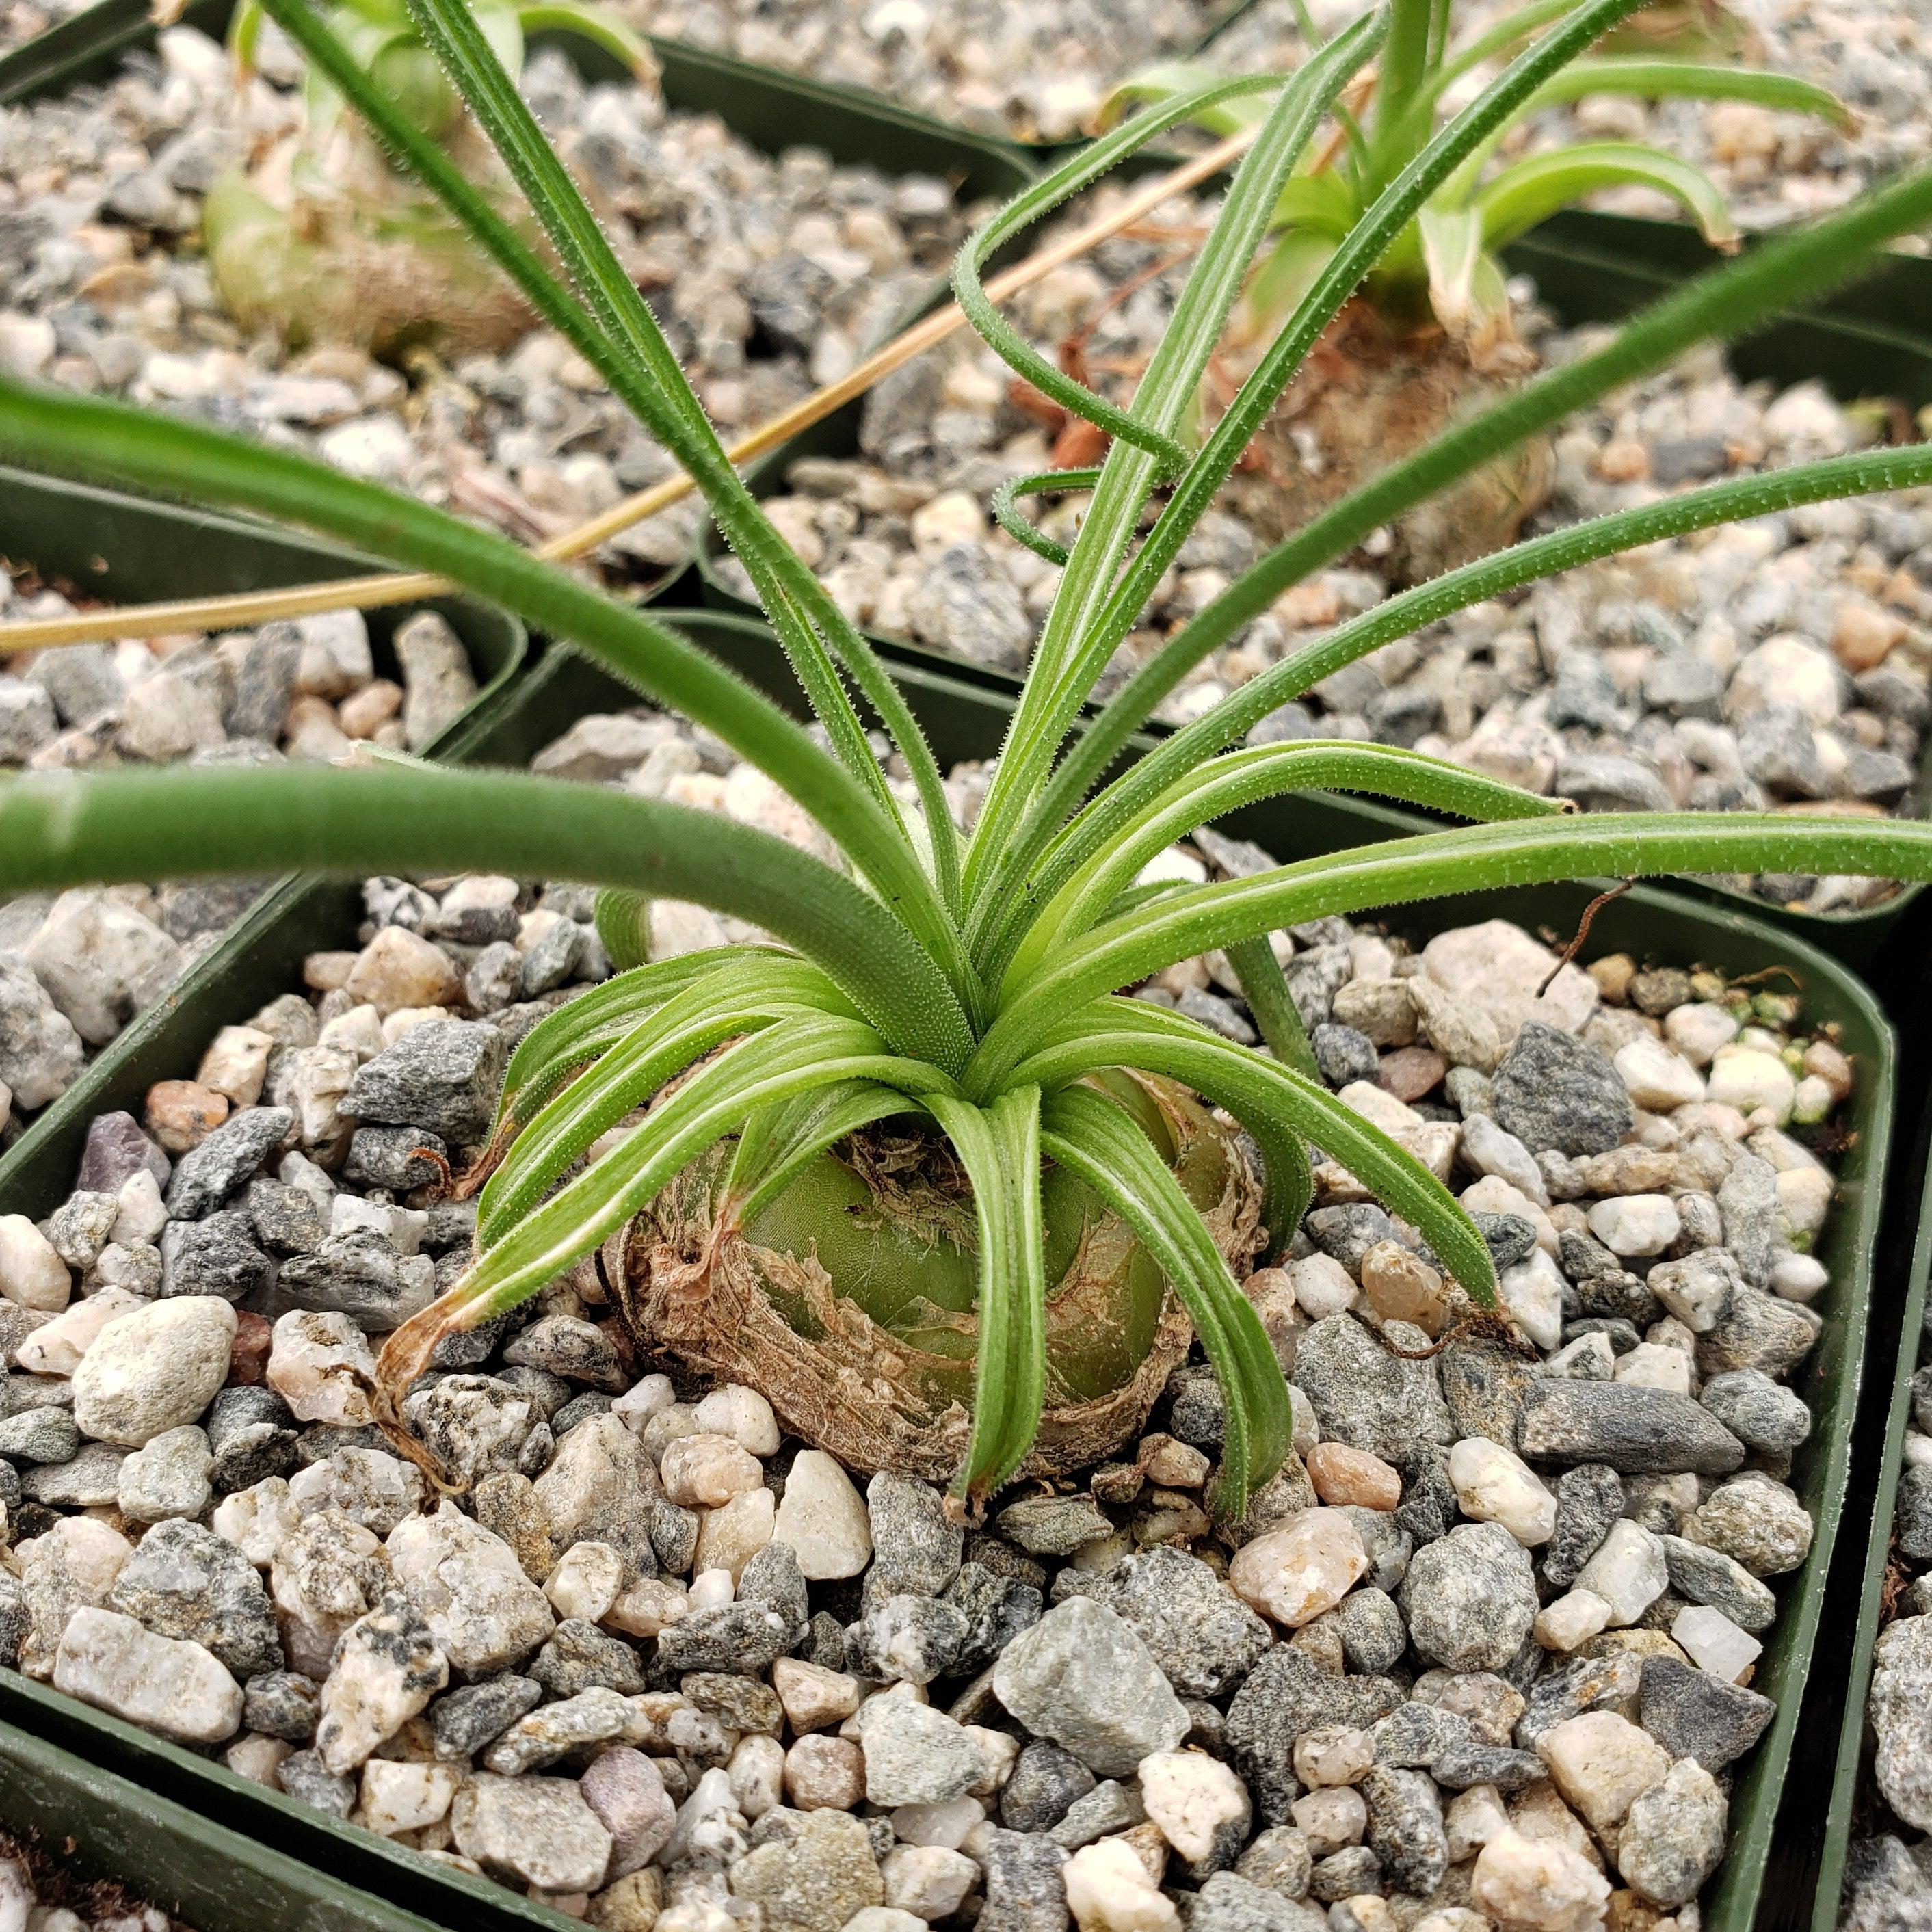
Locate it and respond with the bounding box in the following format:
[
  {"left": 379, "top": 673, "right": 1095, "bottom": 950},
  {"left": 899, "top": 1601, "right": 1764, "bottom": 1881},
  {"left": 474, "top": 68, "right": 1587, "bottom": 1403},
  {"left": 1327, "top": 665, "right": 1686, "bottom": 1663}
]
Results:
[
  {"left": 592, "top": 889, "right": 654, "bottom": 974},
  {"left": 964, "top": 0, "right": 1652, "bottom": 927},
  {"left": 994, "top": 166, "right": 1932, "bottom": 923},
  {"left": 1043, "top": 1083, "right": 1293, "bottom": 1517},
  {"left": 979, "top": 810, "right": 1932, "bottom": 1089},
  {"left": 1522, "top": 57, "right": 1851, "bottom": 129},
  {"left": 494, "top": 944, "right": 798, "bottom": 1129},
  {"left": 451, "top": 1013, "right": 959, "bottom": 1329},
  {"left": 263, "top": 0, "right": 963, "bottom": 922},
  {"left": 725, "top": 1082, "right": 925, "bottom": 1225},
  {"left": 1470, "top": 142, "right": 1738, "bottom": 252},
  {"left": 951, "top": 71, "right": 1296, "bottom": 475},
  {"left": 477, "top": 954, "right": 847, "bottom": 1246},
  {"left": 512, "top": 1, "right": 657, "bottom": 77},
  {"left": 0, "top": 371, "right": 981, "bottom": 1027},
  {"left": 387, "top": 0, "right": 968, "bottom": 914},
  {"left": 925, "top": 1087, "right": 1048, "bottom": 1503},
  {"left": 0, "top": 758, "right": 975, "bottom": 1076},
  {"left": 1222, "top": 935, "right": 1321, "bottom": 1083},
  {"left": 1000, "top": 738, "right": 1565, "bottom": 985},
  {"left": 990, "top": 468, "right": 1104, "bottom": 568},
  {"left": 1015, "top": 999, "right": 1497, "bottom": 1310},
  {"left": 1020, "top": 435, "right": 1932, "bottom": 942},
  {"left": 962, "top": 11, "right": 1388, "bottom": 903}
]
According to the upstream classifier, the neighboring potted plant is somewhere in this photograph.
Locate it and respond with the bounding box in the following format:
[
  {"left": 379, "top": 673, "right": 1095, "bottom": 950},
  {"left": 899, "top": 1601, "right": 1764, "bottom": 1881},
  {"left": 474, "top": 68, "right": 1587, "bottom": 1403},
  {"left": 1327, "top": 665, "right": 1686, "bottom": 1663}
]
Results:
[
  {"left": 204, "top": 0, "right": 656, "bottom": 352},
  {"left": 1104, "top": 0, "right": 1851, "bottom": 568}
]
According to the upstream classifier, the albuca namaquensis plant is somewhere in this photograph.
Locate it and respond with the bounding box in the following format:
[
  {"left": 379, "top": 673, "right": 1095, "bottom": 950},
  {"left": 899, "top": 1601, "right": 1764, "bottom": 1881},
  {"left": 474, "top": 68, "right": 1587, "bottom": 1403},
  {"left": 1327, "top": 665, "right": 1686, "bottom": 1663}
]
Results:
[
  {"left": 1104, "top": 0, "right": 1851, "bottom": 564},
  {"left": 4, "top": 0, "right": 1932, "bottom": 1518},
  {"left": 205, "top": 0, "right": 654, "bottom": 352}
]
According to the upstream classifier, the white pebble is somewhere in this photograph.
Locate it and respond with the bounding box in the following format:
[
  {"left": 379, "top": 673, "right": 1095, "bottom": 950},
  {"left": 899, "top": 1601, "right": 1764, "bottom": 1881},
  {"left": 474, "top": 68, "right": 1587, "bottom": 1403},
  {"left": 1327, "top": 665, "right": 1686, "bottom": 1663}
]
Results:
[
  {"left": 1447, "top": 1438, "right": 1557, "bottom": 1546},
  {"left": 1672, "top": 1604, "right": 1762, "bottom": 1683}
]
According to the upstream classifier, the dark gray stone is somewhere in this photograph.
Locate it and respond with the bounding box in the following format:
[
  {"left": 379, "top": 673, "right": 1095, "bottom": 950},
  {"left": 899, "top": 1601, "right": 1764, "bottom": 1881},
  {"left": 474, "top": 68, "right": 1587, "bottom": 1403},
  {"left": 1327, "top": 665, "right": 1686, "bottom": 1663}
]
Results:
[
  {"left": 1696, "top": 1286, "right": 1820, "bottom": 1379},
  {"left": 739, "top": 1541, "right": 810, "bottom": 1645},
  {"left": 1514, "top": 1651, "right": 1644, "bottom": 1749},
  {"left": 343, "top": 1126, "right": 450, "bottom": 1193},
  {"left": 1542, "top": 1463, "right": 1624, "bottom": 1590},
  {"left": 846, "top": 1593, "right": 968, "bottom": 1685},
  {"left": 1087, "top": 1545, "right": 1271, "bottom": 1698},
  {"left": 1291, "top": 1315, "right": 1452, "bottom": 1463},
  {"left": 1638, "top": 1654, "right": 1775, "bottom": 1770},
  {"left": 243, "top": 1670, "right": 319, "bottom": 1742},
  {"left": 430, "top": 1674, "right": 542, "bottom": 1760},
  {"left": 1312, "top": 1024, "right": 1380, "bottom": 1089},
  {"left": 1226, "top": 1646, "right": 1403, "bottom": 1824},
  {"left": 345, "top": 1020, "right": 505, "bottom": 1143},
  {"left": 158, "top": 1211, "right": 273, "bottom": 1301},
  {"left": 166, "top": 1106, "right": 293, "bottom": 1217},
  {"left": 1001, "top": 1740, "right": 1096, "bottom": 1832},
  {"left": 944, "top": 1561, "right": 1042, "bottom": 1675},
  {"left": 1492, "top": 1023, "right": 1633, "bottom": 1156},
  {"left": 995, "top": 1492, "right": 1113, "bottom": 1557},
  {"left": 866, "top": 1472, "right": 962, "bottom": 1596},
  {"left": 1699, "top": 1367, "right": 1812, "bottom": 1453},
  {"left": 530, "top": 1618, "right": 645, "bottom": 1697},
  {"left": 1401, "top": 1522, "right": 1538, "bottom": 1673},
  {"left": 279, "top": 1232, "right": 436, "bottom": 1332},
  {"left": 1306, "top": 1205, "right": 1396, "bottom": 1273},
  {"left": 278, "top": 1749, "right": 354, "bottom": 1818},
  {"left": 244, "top": 1178, "right": 330, "bottom": 1254},
  {"left": 1361, "top": 1766, "right": 1448, "bottom": 1896},
  {"left": 105, "top": 1518, "right": 282, "bottom": 1678},
  {"left": 656, "top": 1604, "right": 790, "bottom": 1675},
  {"left": 1518, "top": 1379, "right": 1745, "bottom": 1474},
  {"left": 977, "top": 1828, "right": 1068, "bottom": 1932},
  {"left": 1192, "top": 1871, "right": 1325, "bottom": 1932}
]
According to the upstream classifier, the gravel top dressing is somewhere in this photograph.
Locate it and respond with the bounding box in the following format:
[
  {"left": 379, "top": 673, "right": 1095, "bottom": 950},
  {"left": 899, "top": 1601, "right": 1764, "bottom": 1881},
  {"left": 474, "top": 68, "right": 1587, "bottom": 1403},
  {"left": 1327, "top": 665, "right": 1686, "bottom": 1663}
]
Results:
[
  {"left": 0, "top": 24, "right": 974, "bottom": 561},
  {"left": 607, "top": 0, "right": 1240, "bottom": 143},
  {"left": 0, "top": 14, "right": 978, "bottom": 1138},
  {"left": 720, "top": 177, "right": 1932, "bottom": 916},
  {"left": 0, "top": 585, "right": 482, "bottom": 1142},
  {"left": 0, "top": 703, "right": 1856, "bottom": 1932},
  {"left": 1204, "top": 0, "right": 1932, "bottom": 235}
]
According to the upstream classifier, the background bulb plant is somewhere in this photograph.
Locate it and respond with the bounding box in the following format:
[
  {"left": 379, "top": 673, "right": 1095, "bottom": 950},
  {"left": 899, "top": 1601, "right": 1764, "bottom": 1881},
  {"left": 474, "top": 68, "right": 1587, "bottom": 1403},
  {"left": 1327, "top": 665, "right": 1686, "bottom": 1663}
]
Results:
[
  {"left": 204, "top": 0, "right": 654, "bottom": 352},
  {"left": 1100, "top": 0, "right": 1852, "bottom": 566},
  {"left": 1, "top": 0, "right": 1929, "bottom": 1520}
]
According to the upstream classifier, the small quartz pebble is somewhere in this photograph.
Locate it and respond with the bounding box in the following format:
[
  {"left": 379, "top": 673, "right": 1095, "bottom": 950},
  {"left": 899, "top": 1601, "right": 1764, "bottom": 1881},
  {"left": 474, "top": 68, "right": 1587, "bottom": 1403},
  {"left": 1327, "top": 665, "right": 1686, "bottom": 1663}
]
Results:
[
  {"left": 1671, "top": 1606, "right": 1762, "bottom": 1683},
  {"left": 1447, "top": 1439, "right": 1557, "bottom": 1546},
  {"left": 1228, "top": 1509, "right": 1370, "bottom": 1626},
  {"left": 1306, "top": 1444, "right": 1401, "bottom": 1511}
]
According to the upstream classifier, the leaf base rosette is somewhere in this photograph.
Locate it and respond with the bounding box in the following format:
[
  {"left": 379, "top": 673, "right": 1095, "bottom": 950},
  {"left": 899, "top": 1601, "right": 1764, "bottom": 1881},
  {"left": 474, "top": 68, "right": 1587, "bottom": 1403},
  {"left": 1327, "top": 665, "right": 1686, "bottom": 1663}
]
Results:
[{"left": 603, "top": 1074, "right": 1261, "bottom": 1482}]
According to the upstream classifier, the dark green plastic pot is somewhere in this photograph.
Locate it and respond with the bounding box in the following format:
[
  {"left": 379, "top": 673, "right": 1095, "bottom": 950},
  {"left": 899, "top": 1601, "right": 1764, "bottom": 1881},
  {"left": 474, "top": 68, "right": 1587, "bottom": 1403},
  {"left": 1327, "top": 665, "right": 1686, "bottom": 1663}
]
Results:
[
  {"left": 0, "top": 468, "right": 526, "bottom": 1197},
  {"left": 692, "top": 206, "right": 1932, "bottom": 971},
  {"left": 0, "top": 611, "right": 1895, "bottom": 1932},
  {"left": 0, "top": 1716, "right": 447, "bottom": 1932},
  {"left": 1806, "top": 1110, "right": 1932, "bottom": 1932}
]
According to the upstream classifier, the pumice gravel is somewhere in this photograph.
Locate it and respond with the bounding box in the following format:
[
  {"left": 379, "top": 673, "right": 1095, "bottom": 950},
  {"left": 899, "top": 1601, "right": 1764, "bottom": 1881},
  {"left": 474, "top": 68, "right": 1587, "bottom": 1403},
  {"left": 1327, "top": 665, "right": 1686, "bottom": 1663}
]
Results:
[{"left": 0, "top": 713, "right": 1853, "bottom": 1932}]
